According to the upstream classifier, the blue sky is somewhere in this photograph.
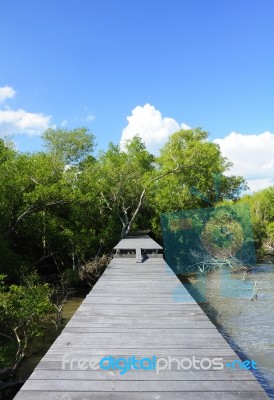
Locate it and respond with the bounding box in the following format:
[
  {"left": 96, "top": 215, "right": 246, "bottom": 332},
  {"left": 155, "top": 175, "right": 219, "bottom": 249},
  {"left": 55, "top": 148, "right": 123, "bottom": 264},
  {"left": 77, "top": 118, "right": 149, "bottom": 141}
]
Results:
[{"left": 1, "top": 0, "right": 274, "bottom": 191}]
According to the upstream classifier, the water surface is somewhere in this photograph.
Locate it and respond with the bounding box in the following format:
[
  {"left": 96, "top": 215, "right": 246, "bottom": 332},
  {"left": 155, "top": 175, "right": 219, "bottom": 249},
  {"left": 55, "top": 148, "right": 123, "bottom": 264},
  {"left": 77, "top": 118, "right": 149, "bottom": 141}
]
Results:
[{"left": 180, "top": 264, "right": 274, "bottom": 398}]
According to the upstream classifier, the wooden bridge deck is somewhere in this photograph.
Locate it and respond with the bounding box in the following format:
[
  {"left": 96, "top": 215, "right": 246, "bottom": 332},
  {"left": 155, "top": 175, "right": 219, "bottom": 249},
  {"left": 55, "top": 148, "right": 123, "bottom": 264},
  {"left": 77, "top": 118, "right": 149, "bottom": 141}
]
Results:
[{"left": 13, "top": 236, "right": 268, "bottom": 399}]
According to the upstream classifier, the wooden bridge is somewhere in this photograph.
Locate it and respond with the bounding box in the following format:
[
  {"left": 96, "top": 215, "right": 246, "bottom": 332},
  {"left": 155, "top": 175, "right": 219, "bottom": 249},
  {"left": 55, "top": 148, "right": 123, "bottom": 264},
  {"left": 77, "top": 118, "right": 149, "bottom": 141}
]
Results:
[{"left": 14, "top": 235, "right": 268, "bottom": 399}]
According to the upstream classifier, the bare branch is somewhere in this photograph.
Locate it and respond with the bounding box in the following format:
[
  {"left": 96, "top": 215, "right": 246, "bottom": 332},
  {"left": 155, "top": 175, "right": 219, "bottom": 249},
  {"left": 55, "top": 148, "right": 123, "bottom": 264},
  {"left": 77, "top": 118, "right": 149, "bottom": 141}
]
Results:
[
  {"left": 4, "top": 200, "right": 73, "bottom": 237},
  {"left": 100, "top": 192, "right": 113, "bottom": 211}
]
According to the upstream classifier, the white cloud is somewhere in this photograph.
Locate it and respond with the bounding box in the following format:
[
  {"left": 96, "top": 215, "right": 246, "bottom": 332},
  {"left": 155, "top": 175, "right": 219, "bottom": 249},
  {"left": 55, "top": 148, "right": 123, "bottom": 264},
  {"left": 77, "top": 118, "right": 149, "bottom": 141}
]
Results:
[
  {"left": 0, "top": 109, "right": 51, "bottom": 137},
  {"left": 120, "top": 103, "right": 190, "bottom": 154},
  {"left": 0, "top": 86, "right": 51, "bottom": 137},
  {"left": 0, "top": 86, "right": 16, "bottom": 103},
  {"left": 85, "top": 113, "right": 95, "bottom": 122},
  {"left": 214, "top": 131, "right": 274, "bottom": 192},
  {"left": 61, "top": 119, "right": 68, "bottom": 127},
  {"left": 247, "top": 178, "right": 274, "bottom": 193}
]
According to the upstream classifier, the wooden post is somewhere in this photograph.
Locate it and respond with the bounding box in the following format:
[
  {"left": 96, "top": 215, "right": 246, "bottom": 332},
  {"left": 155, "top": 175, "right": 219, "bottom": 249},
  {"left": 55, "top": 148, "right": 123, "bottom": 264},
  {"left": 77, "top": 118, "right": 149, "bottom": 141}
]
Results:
[{"left": 136, "top": 247, "right": 142, "bottom": 263}]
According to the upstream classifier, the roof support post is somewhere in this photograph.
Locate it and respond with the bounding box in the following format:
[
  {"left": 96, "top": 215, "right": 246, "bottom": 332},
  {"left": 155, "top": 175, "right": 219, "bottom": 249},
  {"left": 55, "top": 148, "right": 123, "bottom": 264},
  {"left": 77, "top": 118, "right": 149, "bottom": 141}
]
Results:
[{"left": 136, "top": 247, "right": 142, "bottom": 263}]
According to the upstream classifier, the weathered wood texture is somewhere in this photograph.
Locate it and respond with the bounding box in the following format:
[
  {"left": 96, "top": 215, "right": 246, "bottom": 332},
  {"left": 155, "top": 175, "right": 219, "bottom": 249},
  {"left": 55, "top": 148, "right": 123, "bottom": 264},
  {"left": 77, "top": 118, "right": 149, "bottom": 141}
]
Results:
[
  {"left": 13, "top": 237, "right": 269, "bottom": 399},
  {"left": 114, "top": 235, "right": 163, "bottom": 250}
]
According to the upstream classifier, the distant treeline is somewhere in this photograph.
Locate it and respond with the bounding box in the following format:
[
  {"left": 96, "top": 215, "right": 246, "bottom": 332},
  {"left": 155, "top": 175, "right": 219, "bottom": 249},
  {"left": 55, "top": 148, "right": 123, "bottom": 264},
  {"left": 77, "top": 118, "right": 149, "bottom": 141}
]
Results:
[{"left": 0, "top": 126, "right": 258, "bottom": 282}]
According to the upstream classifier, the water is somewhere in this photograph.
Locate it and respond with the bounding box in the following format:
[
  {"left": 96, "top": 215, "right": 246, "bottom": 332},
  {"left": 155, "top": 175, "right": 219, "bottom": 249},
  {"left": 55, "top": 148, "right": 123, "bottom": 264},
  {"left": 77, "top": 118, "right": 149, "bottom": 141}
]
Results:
[{"left": 180, "top": 264, "right": 274, "bottom": 398}]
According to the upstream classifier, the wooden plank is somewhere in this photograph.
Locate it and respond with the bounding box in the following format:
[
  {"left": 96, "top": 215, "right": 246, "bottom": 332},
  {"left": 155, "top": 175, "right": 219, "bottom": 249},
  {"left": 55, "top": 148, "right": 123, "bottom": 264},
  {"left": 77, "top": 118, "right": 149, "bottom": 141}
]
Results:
[
  {"left": 12, "top": 391, "right": 269, "bottom": 400},
  {"left": 63, "top": 328, "right": 217, "bottom": 333},
  {"left": 20, "top": 379, "right": 266, "bottom": 392},
  {"left": 29, "top": 370, "right": 257, "bottom": 381},
  {"left": 79, "top": 300, "right": 202, "bottom": 305},
  {"left": 114, "top": 235, "right": 163, "bottom": 250},
  {"left": 36, "top": 349, "right": 242, "bottom": 359},
  {"left": 65, "top": 322, "right": 216, "bottom": 328},
  {"left": 54, "top": 332, "right": 224, "bottom": 341}
]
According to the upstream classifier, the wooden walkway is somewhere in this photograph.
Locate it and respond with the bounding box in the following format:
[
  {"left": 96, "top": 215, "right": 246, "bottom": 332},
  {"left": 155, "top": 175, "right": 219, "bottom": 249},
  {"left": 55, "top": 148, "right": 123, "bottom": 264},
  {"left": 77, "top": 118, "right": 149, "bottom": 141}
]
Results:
[{"left": 14, "top": 236, "right": 268, "bottom": 399}]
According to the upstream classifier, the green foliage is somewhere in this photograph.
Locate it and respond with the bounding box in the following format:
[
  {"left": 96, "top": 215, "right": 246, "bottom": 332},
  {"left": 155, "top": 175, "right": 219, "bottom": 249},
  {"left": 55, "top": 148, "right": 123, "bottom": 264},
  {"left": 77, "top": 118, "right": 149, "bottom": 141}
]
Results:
[
  {"left": 0, "top": 341, "right": 17, "bottom": 369},
  {"left": 42, "top": 127, "right": 95, "bottom": 164},
  {"left": 238, "top": 186, "right": 274, "bottom": 252},
  {"left": 149, "top": 129, "right": 247, "bottom": 234},
  {"left": 0, "top": 239, "right": 23, "bottom": 280},
  {"left": 0, "top": 273, "right": 55, "bottom": 368},
  {"left": 62, "top": 269, "right": 80, "bottom": 286},
  {"left": 90, "top": 135, "right": 155, "bottom": 237},
  {"left": 266, "top": 222, "right": 274, "bottom": 241},
  {"left": 0, "top": 127, "right": 248, "bottom": 280},
  {"left": 156, "top": 128, "right": 246, "bottom": 207}
]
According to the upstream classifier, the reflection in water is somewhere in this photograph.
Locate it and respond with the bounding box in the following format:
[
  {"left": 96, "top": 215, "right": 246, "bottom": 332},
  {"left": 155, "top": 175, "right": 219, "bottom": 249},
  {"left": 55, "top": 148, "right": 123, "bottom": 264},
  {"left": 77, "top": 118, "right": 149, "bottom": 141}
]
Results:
[{"left": 180, "top": 264, "right": 274, "bottom": 398}]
